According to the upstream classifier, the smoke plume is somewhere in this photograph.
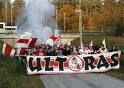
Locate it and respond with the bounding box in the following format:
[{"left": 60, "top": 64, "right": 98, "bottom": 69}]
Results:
[{"left": 16, "top": 0, "right": 55, "bottom": 43}]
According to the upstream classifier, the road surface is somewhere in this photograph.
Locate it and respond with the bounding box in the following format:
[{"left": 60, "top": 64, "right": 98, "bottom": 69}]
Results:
[{"left": 41, "top": 74, "right": 124, "bottom": 88}]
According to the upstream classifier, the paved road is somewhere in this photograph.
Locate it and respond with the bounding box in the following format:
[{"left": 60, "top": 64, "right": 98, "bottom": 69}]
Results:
[{"left": 41, "top": 74, "right": 124, "bottom": 88}]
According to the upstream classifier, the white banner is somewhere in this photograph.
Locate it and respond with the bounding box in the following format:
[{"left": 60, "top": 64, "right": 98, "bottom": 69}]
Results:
[{"left": 26, "top": 51, "right": 121, "bottom": 75}]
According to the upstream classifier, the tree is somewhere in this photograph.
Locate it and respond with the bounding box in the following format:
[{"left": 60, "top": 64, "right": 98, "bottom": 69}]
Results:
[
  {"left": 102, "top": 0, "right": 124, "bottom": 35},
  {"left": 58, "top": 4, "right": 79, "bottom": 32},
  {"left": 0, "top": 0, "right": 4, "bottom": 21},
  {"left": 0, "top": 0, "right": 23, "bottom": 25}
]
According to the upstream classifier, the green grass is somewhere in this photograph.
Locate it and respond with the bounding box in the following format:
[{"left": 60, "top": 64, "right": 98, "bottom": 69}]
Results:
[
  {"left": 72, "top": 35, "right": 124, "bottom": 80},
  {"left": 107, "top": 56, "right": 124, "bottom": 80},
  {"left": 0, "top": 40, "right": 44, "bottom": 88},
  {"left": 71, "top": 35, "right": 124, "bottom": 53},
  {"left": 0, "top": 56, "right": 44, "bottom": 88}
]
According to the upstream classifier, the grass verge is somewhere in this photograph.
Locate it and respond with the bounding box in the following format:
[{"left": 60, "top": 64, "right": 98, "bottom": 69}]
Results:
[
  {"left": 0, "top": 40, "right": 44, "bottom": 88},
  {"left": 107, "top": 56, "right": 124, "bottom": 80},
  {"left": 0, "top": 56, "right": 44, "bottom": 88}
]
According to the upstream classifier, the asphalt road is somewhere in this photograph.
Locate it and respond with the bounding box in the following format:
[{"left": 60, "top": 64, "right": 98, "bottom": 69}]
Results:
[{"left": 41, "top": 74, "right": 124, "bottom": 88}]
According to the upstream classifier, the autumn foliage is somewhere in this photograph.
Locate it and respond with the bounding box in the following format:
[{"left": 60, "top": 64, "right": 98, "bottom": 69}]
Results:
[
  {"left": 0, "top": 0, "right": 123, "bottom": 35},
  {"left": 57, "top": 1, "right": 124, "bottom": 34},
  {"left": 58, "top": 4, "right": 79, "bottom": 32}
]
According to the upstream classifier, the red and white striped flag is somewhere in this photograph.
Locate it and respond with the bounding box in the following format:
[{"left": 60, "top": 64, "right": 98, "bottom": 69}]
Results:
[
  {"left": 16, "top": 48, "right": 26, "bottom": 56},
  {"left": 15, "top": 38, "right": 37, "bottom": 56},
  {"left": 2, "top": 43, "right": 15, "bottom": 57},
  {"left": 15, "top": 38, "right": 30, "bottom": 48},
  {"left": 49, "top": 34, "right": 61, "bottom": 46},
  {"left": 28, "top": 38, "right": 37, "bottom": 48},
  {"left": 50, "top": 35, "right": 58, "bottom": 41}
]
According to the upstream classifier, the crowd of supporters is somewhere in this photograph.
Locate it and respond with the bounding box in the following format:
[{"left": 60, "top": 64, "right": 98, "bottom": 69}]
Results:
[{"left": 22, "top": 43, "right": 118, "bottom": 56}]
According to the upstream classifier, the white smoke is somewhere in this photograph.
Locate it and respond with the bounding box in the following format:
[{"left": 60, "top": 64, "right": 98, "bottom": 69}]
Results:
[
  {"left": 23, "top": 0, "right": 32, "bottom": 7},
  {"left": 16, "top": 0, "right": 55, "bottom": 43}
]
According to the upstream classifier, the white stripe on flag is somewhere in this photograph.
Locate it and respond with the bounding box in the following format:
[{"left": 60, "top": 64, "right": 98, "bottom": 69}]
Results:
[
  {"left": 15, "top": 43, "right": 28, "bottom": 48},
  {"left": 2, "top": 43, "right": 6, "bottom": 55},
  {"left": 10, "top": 49, "right": 15, "bottom": 57},
  {"left": 15, "top": 38, "right": 30, "bottom": 48},
  {"left": 2, "top": 43, "right": 15, "bottom": 57}
]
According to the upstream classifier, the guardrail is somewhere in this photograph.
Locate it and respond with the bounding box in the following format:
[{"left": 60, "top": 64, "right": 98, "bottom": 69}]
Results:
[
  {"left": 61, "top": 32, "right": 117, "bottom": 36},
  {"left": 0, "top": 22, "right": 17, "bottom": 34}
]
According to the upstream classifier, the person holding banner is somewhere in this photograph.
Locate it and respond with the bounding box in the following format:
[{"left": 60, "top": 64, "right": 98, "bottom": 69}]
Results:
[
  {"left": 99, "top": 44, "right": 108, "bottom": 53},
  {"left": 109, "top": 46, "right": 118, "bottom": 52},
  {"left": 89, "top": 46, "right": 94, "bottom": 54}
]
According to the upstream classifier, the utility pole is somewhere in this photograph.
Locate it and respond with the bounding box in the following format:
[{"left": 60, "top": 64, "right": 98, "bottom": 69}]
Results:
[
  {"left": 10, "top": 0, "right": 15, "bottom": 33},
  {"left": 102, "top": 0, "right": 104, "bottom": 36},
  {"left": 55, "top": 6, "right": 61, "bottom": 38},
  {"left": 56, "top": 7, "right": 58, "bottom": 30},
  {"left": 79, "top": 0, "right": 83, "bottom": 49},
  {"left": 4, "top": 0, "right": 8, "bottom": 31},
  {"left": 64, "top": 12, "right": 66, "bottom": 33}
]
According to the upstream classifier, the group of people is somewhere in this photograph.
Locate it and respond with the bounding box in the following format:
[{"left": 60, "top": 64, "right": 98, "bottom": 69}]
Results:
[{"left": 22, "top": 43, "right": 118, "bottom": 56}]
